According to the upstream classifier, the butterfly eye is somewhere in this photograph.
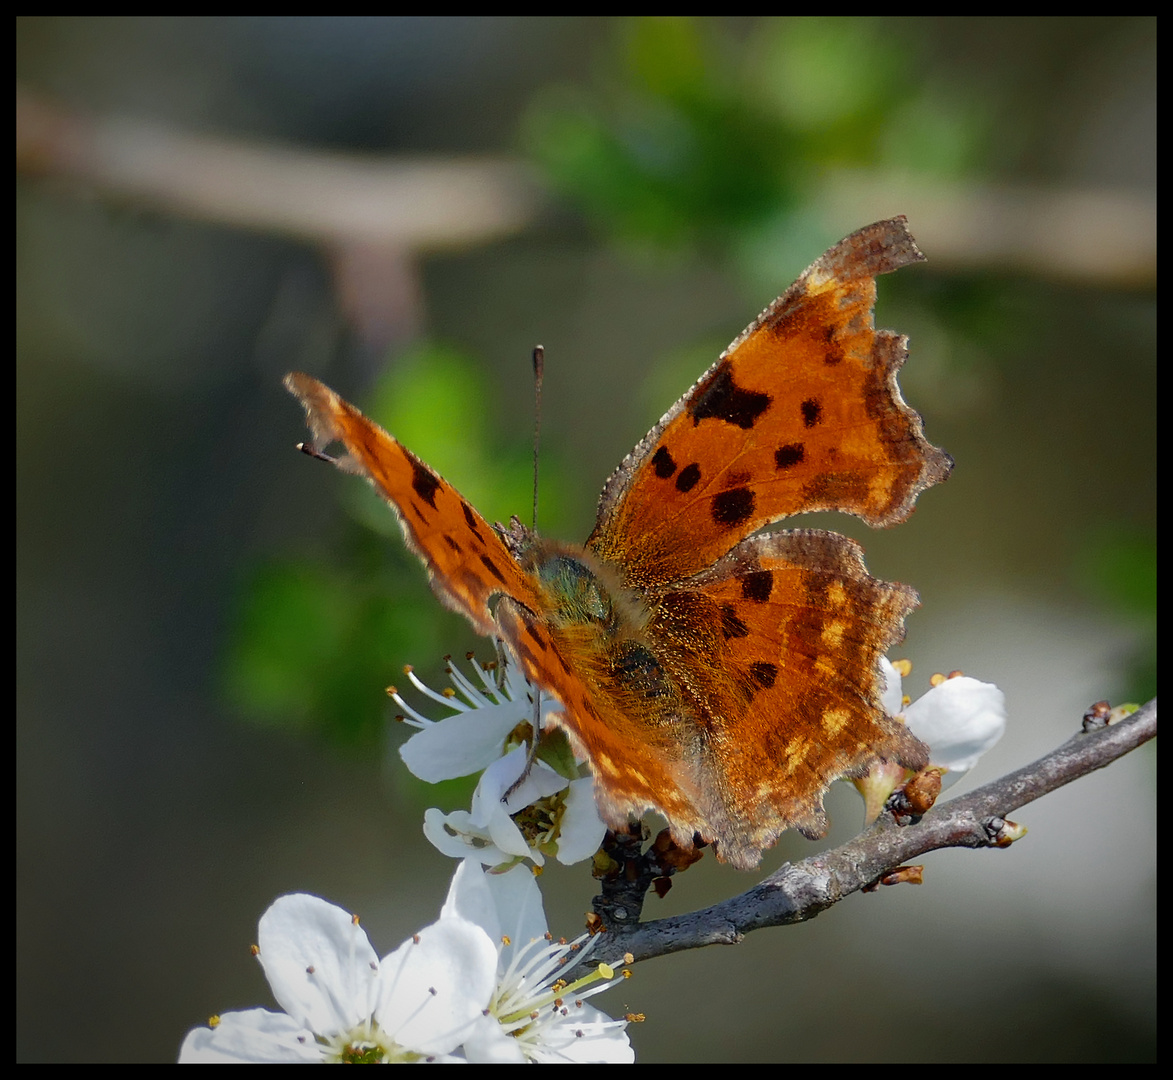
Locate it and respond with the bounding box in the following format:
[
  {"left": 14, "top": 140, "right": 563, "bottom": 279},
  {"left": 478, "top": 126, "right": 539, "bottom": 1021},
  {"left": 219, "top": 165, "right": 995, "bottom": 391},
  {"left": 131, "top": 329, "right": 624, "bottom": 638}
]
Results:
[{"left": 537, "top": 554, "right": 615, "bottom": 627}]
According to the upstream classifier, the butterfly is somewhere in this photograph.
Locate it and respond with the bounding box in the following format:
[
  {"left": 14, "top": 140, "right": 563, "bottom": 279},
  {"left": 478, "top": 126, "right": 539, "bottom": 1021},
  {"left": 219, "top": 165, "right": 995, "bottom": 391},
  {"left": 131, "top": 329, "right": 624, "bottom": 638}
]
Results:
[{"left": 286, "top": 217, "right": 952, "bottom": 870}]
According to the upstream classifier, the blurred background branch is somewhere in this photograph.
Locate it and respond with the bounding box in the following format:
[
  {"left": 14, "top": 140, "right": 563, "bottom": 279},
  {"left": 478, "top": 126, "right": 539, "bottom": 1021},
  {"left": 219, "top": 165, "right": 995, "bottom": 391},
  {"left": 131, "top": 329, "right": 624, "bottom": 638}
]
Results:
[
  {"left": 16, "top": 87, "right": 540, "bottom": 250},
  {"left": 18, "top": 84, "right": 1154, "bottom": 297},
  {"left": 17, "top": 85, "right": 543, "bottom": 351}
]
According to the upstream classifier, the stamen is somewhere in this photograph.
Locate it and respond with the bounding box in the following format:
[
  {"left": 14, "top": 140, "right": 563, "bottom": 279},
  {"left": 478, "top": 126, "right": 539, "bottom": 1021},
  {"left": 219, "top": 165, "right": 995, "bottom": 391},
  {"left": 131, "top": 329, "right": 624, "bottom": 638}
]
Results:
[
  {"left": 385, "top": 688, "right": 435, "bottom": 727},
  {"left": 443, "top": 658, "right": 499, "bottom": 708},
  {"left": 405, "top": 666, "right": 471, "bottom": 711}
]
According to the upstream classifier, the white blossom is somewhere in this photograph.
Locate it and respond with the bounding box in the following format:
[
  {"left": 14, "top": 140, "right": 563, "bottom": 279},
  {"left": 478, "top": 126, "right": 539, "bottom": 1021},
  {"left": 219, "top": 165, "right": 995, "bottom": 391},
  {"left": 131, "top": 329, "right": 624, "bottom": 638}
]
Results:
[
  {"left": 441, "top": 860, "right": 635, "bottom": 1063},
  {"left": 180, "top": 893, "right": 497, "bottom": 1063},
  {"left": 398, "top": 656, "right": 606, "bottom": 868},
  {"left": 881, "top": 657, "right": 1007, "bottom": 784},
  {"left": 395, "top": 657, "right": 553, "bottom": 783}
]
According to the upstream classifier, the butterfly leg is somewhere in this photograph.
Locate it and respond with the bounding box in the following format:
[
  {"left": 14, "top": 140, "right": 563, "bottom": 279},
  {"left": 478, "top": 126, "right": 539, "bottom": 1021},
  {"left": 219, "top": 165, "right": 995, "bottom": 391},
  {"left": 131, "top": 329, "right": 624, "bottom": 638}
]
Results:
[{"left": 501, "top": 686, "right": 545, "bottom": 803}]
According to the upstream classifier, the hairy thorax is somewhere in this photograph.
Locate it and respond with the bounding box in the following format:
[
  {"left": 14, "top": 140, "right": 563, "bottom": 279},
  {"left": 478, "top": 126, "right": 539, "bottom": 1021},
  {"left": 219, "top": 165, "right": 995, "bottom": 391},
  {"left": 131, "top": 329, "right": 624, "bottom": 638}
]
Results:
[{"left": 517, "top": 538, "right": 681, "bottom": 724}]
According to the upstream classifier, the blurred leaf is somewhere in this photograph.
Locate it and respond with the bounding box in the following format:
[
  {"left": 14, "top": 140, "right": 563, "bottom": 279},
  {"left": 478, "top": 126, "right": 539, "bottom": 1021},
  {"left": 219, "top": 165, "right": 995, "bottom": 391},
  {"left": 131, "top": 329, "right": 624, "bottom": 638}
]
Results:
[
  {"left": 1079, "top": 532, "right": 1156, "bottom": 620},
  {"left": 363, "top": 342, "right": 538, "bottom": 530},
  {"left": 369, "top": 342, "right": 490, "bottom": 481},
  {"left": 523, "top": 19, "right": 800, "bottom": 252},
  {"left": 523, "top": 17, "right": 984, "bottom": 258},
  {"left": 225, "top": 560, "right": 357, "bottom": 721},
  {"left": 223, "top": 555, "right": 443, "bottom": 746},
  {"left": 1075, "top": 528, "right": 1156, "bottom": 703},
  {"left": 749, "top": 18, "right": 905, "bottom": 148},
  {"left": 625, "top": 15, "right": 710, "bottom": 101}
]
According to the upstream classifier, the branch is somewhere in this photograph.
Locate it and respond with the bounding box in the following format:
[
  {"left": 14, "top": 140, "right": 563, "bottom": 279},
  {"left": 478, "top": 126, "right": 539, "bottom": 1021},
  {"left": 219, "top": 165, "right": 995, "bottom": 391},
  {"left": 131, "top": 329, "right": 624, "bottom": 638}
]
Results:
[
  {"left": 16, "top": 86, "right": 540, "bottom": 251},
  {"left": 592, "top": 698, "right": 1155, "bottom": 965}
]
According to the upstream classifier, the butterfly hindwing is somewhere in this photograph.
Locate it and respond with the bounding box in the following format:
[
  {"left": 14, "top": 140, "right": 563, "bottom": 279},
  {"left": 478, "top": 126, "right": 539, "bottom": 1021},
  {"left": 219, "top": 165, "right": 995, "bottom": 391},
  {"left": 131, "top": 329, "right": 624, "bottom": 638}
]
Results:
[{"left": 644, "top": 529, "right": 928, "bottom": 868}]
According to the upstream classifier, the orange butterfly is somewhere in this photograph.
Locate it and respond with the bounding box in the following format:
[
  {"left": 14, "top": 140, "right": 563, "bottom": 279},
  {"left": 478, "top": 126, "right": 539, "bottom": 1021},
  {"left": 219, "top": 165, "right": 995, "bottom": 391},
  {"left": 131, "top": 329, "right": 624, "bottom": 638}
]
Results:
[{"left": 286, "top": 217, "right": 951, "bottom": 869}]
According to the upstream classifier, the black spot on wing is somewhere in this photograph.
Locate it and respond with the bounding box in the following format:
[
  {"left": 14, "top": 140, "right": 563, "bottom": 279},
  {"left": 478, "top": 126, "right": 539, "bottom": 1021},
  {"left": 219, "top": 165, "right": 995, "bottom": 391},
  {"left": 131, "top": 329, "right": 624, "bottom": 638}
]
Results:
[
  {"left": 443, "top": 534, "right": 462, "bottom": 553},
  {"left": 738, "top": 659, "right": 779, "bottom": 703},
  {"left": 740, "top": 571, "right": 773, "bottom": 603},
  {"left": 689, "top": 362, "right": 770, "bottom": 430},
  {"left": 775, "top": 443, "right": 804, "bottom": 469},
  {"left": 410, "top": 459, "right": 443, "bottom": 508},
  {"left": 652, "top": 446, "right": 677, "bottom": 478},
  {"left": 822, "top": 325, "right": 845, "bottom": 366},
  {"left": 676, "top": 463, "right": 701, "bottom": 493},
  {"left": 461, "top": 501, "right": 485, "bottom": 542},
  {"left": 479, "top": 554, "right": 509, "bottom": 586},
  {"left": 749, "top": 661, "right": 777, "bottom": 689},
  {"left": 801, "top": 399, "right": 822, "bottom": 428},
  {"left": 519, "top": 611, "right": 547, "bottom": 651},
  {"left": 711, "top": 487, "right": 755, "bottom": 527}
]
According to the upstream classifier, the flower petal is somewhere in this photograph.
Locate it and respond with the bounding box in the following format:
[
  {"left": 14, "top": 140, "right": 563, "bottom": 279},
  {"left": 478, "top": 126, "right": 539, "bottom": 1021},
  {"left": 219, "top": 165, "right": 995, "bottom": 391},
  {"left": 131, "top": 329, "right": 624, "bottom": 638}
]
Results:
[
  {"left": 423, "top": 807, "right": 509, "bottom": 864},
  {"left": 529, "top": 1003, "right": 636, "bottom": 1064},
  {"left": 256, "top": 894, "right": 380, "bottom": 1035},
  {"left": 555, "top": 776, "right": 607, "bottom": 865},
  {"left": 179, "top": 1008, "right": 322, "bottom": 1062},
  {"left": 483, "top": 804, "right": 536, "bottom": 862},
  {"left": 461, "top": 1013, "right": 529, "bottom": 1062},
  {"left": 879, "top": 657, "right": 904, "bottom": 716},
  {"left": 472, "top": 747, "right": 566, "bottom": 823},
  {"left": 905, "top": 676, "right": 1007, "bottom": 778},
  {"left": 400, "top": 705, "right": 524, "bottom": 783},
  {"left": 440, "top": 858, "right": 503, "bottom": 943},
  {"left": 375, "top": 917, "right": 498, "bottom": 1056},
  {"left": 483, "top": 863, "right": 549, "bottom": 962}
]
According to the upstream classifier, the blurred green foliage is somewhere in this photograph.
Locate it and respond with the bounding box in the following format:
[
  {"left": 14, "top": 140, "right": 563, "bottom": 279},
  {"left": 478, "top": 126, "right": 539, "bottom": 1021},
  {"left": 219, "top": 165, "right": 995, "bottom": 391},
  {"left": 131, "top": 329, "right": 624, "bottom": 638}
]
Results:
[
  {"left": 224, "top": 556, "right": 436, "bottom": 743},
  {"left": 1076, "top": 529, "right": 1157, "bottom": 703},
  {"left": 523, "top": 17, "right": 986, "bottom": 264}
]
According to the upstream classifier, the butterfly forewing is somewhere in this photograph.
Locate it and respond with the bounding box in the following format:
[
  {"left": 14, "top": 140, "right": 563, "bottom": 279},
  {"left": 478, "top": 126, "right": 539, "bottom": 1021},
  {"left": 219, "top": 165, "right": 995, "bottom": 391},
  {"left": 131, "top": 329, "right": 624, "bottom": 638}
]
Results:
[
  {"left": 284, "top": 373, "right": 543, "bottom": 637},
  {"left": 588, "top": 218, "right": 952, "bottom": 590}
]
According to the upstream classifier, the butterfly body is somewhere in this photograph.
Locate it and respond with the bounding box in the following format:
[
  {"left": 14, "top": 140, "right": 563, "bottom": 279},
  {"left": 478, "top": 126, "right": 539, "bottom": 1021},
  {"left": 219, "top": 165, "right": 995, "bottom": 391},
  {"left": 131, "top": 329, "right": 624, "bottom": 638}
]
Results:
[{"left": 287, "top": 217, "right": 950, "bottom": 869}]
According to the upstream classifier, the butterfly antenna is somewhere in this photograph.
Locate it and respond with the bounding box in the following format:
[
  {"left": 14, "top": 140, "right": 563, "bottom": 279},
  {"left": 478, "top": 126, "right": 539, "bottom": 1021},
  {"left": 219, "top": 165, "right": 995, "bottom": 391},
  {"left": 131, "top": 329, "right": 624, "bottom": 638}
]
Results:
[
  {"left": 525, "top": 345, "right": 546, "bottom": 797},
  {"left": 531, "top": 344, "right": 545, "bottom": 532}
]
